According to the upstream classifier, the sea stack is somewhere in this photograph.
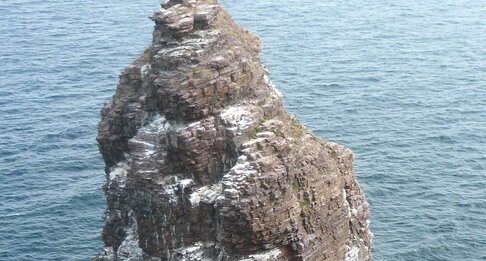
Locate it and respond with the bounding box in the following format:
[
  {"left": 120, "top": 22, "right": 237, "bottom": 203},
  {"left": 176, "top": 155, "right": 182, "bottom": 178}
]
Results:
[{"left": 95, "top": 0, "right": 372, "bottom": 260}]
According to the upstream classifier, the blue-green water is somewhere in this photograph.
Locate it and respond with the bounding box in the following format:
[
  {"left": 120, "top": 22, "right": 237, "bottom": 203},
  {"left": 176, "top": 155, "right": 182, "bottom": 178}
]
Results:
[{"left": 0, "top": 1, "right": 484, "bottom": 260}]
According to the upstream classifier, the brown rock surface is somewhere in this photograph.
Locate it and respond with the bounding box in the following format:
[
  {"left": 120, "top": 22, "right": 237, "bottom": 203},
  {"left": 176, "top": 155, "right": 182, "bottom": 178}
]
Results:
[{"left": 94, "top": 0, "right": 372, "bottom": 260}]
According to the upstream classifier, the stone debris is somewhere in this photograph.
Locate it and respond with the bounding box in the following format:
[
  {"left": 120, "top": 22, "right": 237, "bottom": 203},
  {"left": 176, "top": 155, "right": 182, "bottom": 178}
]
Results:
[{"left": 95, "top": 0, "right": 372, "bottom": 260}]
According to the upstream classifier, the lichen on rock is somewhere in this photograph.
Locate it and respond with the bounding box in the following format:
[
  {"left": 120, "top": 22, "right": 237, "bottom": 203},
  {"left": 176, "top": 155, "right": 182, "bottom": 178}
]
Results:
[{"left": 95, "top": 0, "right": 372, "bottom": 260}]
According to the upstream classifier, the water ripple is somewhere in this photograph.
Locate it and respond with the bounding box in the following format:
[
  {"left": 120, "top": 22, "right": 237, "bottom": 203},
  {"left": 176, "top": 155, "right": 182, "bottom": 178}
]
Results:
[{"left": 0, "top": 0, "right": 485, "bottom": 260}]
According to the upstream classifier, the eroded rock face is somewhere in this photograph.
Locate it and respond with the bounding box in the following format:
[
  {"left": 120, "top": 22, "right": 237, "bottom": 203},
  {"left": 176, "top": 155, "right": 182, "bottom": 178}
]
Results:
[{"left": 95, "top": 0, "right": 372, "bottom": 260}]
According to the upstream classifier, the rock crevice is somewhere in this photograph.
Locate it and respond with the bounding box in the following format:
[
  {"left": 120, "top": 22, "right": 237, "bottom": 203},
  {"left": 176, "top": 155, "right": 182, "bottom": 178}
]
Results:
[{"left": 95, "top": 1, "right": 372, "bottom": 260}]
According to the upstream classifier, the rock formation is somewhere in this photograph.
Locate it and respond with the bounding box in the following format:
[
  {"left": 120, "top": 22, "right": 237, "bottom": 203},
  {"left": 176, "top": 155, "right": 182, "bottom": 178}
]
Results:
[{"left": 95, "top": 0, "right": 372, "bottom": 260}]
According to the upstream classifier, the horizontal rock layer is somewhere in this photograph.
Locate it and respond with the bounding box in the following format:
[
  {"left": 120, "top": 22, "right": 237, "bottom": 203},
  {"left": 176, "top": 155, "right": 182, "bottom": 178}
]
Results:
[{"left": 95, "top": 0, "right": 372, "bottom": 260}]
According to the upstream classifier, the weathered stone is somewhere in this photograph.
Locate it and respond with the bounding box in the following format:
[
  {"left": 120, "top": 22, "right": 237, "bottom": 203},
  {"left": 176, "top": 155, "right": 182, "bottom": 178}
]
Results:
[
  {"left": 95, "top": 0, "right": 372, "bottom": 260},
  {"left": 151, "top": 9, "right": 178, "bottom": 24}
]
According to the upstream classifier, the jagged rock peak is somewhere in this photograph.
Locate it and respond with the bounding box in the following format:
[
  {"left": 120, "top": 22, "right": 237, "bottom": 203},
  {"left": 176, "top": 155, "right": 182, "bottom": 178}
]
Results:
[{"left": 94, "top": 1, "right": 372, "bottom": 260}]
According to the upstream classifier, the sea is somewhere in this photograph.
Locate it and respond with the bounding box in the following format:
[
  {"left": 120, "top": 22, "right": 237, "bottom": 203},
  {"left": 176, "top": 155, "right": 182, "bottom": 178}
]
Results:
[{"left": 0, "top": 0, "right": 484, "bottom": 260}]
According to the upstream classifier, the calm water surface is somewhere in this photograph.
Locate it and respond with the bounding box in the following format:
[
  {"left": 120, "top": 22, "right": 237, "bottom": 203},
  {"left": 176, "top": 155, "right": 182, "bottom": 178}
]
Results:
[{"left": 0, "top": 0, "right": 484, "bottom": 260}]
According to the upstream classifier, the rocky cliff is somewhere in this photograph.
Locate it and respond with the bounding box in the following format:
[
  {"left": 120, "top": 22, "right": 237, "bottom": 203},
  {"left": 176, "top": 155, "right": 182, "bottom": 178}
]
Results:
[{"left": 95, "top": 0, "right": 372, "bottom": 260}]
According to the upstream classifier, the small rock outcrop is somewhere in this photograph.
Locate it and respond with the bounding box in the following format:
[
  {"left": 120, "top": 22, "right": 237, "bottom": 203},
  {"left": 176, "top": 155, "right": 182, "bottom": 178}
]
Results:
[{"left": 95, "top": 0, "right": 372, "bottom": 260}]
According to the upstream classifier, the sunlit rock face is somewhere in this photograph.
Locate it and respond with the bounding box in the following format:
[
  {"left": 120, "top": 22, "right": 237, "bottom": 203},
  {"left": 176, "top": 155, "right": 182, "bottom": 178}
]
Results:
[{"left": 95, "top": 0, "right": 372, "bottom": 260}]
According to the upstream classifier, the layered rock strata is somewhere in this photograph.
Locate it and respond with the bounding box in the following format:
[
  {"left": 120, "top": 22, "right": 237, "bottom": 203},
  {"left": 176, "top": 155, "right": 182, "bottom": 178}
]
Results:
[{"left": 95, "top": 0, "right": 372, "bottom": 260}]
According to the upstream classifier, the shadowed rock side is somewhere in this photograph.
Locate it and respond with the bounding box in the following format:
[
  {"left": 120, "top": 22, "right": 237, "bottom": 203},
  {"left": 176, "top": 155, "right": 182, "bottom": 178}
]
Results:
[{"left": 94, "top": 0, "right": 372, "bottom": 260}]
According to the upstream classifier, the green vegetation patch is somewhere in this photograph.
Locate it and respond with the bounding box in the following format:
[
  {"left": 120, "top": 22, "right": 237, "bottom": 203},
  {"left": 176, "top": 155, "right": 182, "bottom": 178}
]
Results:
[
  {"left": 299, "top": 199, "right": 311, "bottom": 208},
  {"left": 289, "top": 117, "right": 307, "bottom": 139},
  {"left": 292, "top": 180, "right": 299, "bottom": 191},
  {"left": 249, "top": 125, "right": 264, "bottom": 139}
]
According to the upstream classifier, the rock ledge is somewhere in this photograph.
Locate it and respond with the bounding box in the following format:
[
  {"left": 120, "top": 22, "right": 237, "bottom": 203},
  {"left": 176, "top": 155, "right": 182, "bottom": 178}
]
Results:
[{"left": 95, "top": 1, "right": 372, "bottom": 260}]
